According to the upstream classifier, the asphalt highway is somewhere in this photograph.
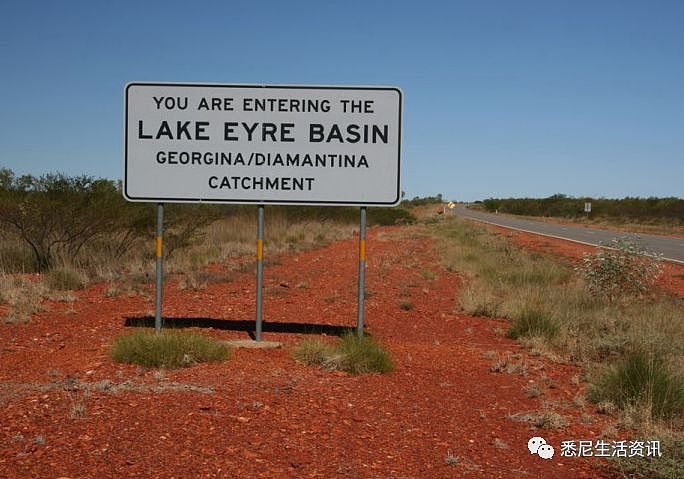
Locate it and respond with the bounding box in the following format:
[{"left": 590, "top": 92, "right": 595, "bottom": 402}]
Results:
[{"left": 453, "top": 204, "right": 684, "bottom": 264}]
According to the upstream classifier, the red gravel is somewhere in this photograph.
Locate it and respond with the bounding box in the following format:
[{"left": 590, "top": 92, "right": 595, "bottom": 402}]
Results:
[{"left": 1, "top": 224, "right": 621, "bottom": 478}]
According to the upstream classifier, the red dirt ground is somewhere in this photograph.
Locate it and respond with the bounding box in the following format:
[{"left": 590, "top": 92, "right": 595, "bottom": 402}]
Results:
[{"left": 1, "top": 224, "right": 626, "bottom": 478}]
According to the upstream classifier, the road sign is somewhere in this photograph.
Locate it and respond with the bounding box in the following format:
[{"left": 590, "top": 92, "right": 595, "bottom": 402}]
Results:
[
  {"left": 124, "top": 82, "right": 402, "bottom": 206},
  {"left": 584, "top": 202, "right": 592, "bottom": 213}
]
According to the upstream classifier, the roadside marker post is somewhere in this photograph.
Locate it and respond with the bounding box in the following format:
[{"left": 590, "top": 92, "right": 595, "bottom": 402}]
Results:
[
  {"left": 357, "top": 207, "right": 367, "bottom": 337},
  {"left": 154, "top": 203, "right": 164, "bottom": 335}
]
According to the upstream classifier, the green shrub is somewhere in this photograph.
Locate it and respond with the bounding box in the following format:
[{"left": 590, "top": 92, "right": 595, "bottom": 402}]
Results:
[
  {"left": 508, "top": 307, "right": 559, "bottom": 339},
  {"left": 338, "top": 333, "right": 394, "bottom": 374},
  {"left": 590, "top": 351, "right": 684, "bottom": 421},
  {"left": 577, "top": 237, "right": 663, "bottom": 302},
  {"left": 111, "top": 331, "right": 230, "bottom": 368},
  {"left": 293, "top": 333, "right": 393, "bottom": 375},
  {"left": 45, "top": 266, "right": 87, "bottom": 291}
]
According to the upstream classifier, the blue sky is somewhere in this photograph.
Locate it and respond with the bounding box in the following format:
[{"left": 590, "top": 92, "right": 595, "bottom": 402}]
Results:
[{"left": 1, "top": 0, "right": 682, "bottom": 201}]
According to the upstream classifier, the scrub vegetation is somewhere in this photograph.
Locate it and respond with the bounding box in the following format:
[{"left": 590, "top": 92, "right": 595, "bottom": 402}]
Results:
[
  {"left": 111, "top": 330, "right": 230, "bottom": 368},
  {"left": 477, "top": 194, "right": 684, "bottom": 236},
  {"left": 481, "top": 194, "right": 683, "bottom": 224},
  {"left": 431, "top": 216, "right": 683, "bottom": 478},
  {"left": 0, "top": 168, "right": 415, "bottom": 322},
  {"left": 576, "top": 236, "right": 664, "bottom": 303},
  {"left": 292, "top": 333, "right": 393, "bottom": 375}
]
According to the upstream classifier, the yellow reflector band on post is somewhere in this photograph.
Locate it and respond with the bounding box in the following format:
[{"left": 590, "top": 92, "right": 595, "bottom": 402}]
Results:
[
  {"left": 257, "top": 239, "right": 263, "bottom": 261},
  {"left": 359, "top": 239, "right": 366, "bottom": 262},
  {"left": 155, "top": 236, "right": 162, "bottom": 258}
]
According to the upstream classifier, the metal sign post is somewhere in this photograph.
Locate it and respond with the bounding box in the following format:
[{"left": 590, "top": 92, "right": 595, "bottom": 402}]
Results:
[
  {"left": 357, "top": 207, "right": 367, "bottom": 337},
  {"left": 255, "top": 205, "right": 265, "bottom": 341},
  {"left": 154, "top": 203, "right": 164, "bottom": 335}
]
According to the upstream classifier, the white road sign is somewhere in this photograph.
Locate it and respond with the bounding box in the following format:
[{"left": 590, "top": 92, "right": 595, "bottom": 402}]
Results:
[{"left": 124, "top": 83, "right": 402, "bottom": 206}]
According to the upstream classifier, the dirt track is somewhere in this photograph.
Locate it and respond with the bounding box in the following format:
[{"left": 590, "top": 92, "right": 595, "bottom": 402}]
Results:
[{"left": 0, "top": 224, "right": 622, "bottom": 478}]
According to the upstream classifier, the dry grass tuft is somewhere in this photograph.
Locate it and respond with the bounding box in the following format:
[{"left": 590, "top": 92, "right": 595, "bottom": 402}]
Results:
[
  {"left": 1, "top": 275, "right": 46, "bottom": 324},
  {"left": 489, "top": 353, "right": 529, "bottom": 377},
  {"left": 293, "top": 334, "right": 393, "bottom": 375},
  {"left": 508, "top": 409, "right": 568, "bottom": 429},
  {"left": 45, "top": 266, "right": 87, "bottom": 291},
  {"left": 523, "top": 382, "right": 543, "bottom": 398},
  {"left": 111, "top": 330, "right": 230, "bottom": 369}
]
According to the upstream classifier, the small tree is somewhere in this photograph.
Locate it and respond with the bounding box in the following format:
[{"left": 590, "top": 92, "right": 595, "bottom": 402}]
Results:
[
  {"left": 0, "top": 169, "right": 220, "bottom": 271},
  {"left": 0, "top": 169, "right": 146, "bottom": 270},
  {"left": 576, "top": 236, "right": 663, "bottom": 302}
]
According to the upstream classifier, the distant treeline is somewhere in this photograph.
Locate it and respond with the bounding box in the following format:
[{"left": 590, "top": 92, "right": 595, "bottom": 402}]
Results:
[
  {"left": 481, "top": 194, "right": 684, "bottom": 222},
  {"left": 0, "top": 169, "right": 414, "bottom": 271},
  {"left": 401, "top": 194, "right": 443, "bottom": 206}
]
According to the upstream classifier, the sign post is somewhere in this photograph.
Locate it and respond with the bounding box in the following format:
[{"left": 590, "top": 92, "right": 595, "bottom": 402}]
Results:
[
  {"left": 154, "top": 203, "right": 164, "bottom": 335},
  {"left": 125, "top": 83, "right": 402, "bottom": 338},
  {"left": 584, "top": 202, "right": 592, "bottom": 219},
  {"left": 256, "top": 205, "right": 265, "bottom": 341},
  {"left": 357, "top": 207, "right": 367, "bottom": 337}
]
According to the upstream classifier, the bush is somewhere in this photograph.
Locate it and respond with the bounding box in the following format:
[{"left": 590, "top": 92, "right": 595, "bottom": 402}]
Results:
[
  {"left": 46, "top": 266, "right": 87, "bottom": 291},
  {"left": 367, "top": 207, "right": 415, "bottom": 226},
  {"left": 577, "top": 237, "right": 663, "bottom": 302},
  {"left": 0, "top": 169, "right": 149, "bottom": 270},
  {"left": 590, "top": 351, "right": 684, "bottom": 421},
  {"left": 0, "top": 169, "right": 217, "bottom": 272},
  {"left": 291, "top": 338, "right": 335, "bottom": 366},
  {"left": 338, "top": 333, "right": 394, "bottom": 374},
  {"left": 1, "top": 276, "right": 46, "bottom": 324},
  {"left": 482, "top": 195, "right": 684, "bottom": 223},
  {"left": 508, "top": 307, "right": 559, "bottom": 339},
  {"left": 612, "top": 434, "right": 684, "bottom": 479},
  {"left": 111, "top": 331, "right": 230, "bottom": 368},
  {"left": 293, "top": 333, "right": 393, "bottom": 375}
]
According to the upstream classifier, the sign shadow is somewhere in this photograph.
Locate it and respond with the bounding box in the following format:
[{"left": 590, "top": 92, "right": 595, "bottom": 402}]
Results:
[{"left": 124, "top": 316, "right": 355, "bottom": 340}]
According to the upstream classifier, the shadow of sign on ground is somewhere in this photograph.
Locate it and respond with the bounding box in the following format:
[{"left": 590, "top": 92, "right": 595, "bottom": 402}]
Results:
[{"left": 124, "top": 316, "right": 355, "bottom": 339}]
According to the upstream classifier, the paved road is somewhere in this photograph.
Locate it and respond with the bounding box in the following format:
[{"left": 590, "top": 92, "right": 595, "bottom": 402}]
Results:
[{"left": 453, "top": 204, "right": 684, "bottom": 264}]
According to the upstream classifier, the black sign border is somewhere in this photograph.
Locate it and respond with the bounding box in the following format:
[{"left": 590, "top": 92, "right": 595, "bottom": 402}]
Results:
[{"left": 124, "top": 82, "right": 402, "bottom": 206}]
